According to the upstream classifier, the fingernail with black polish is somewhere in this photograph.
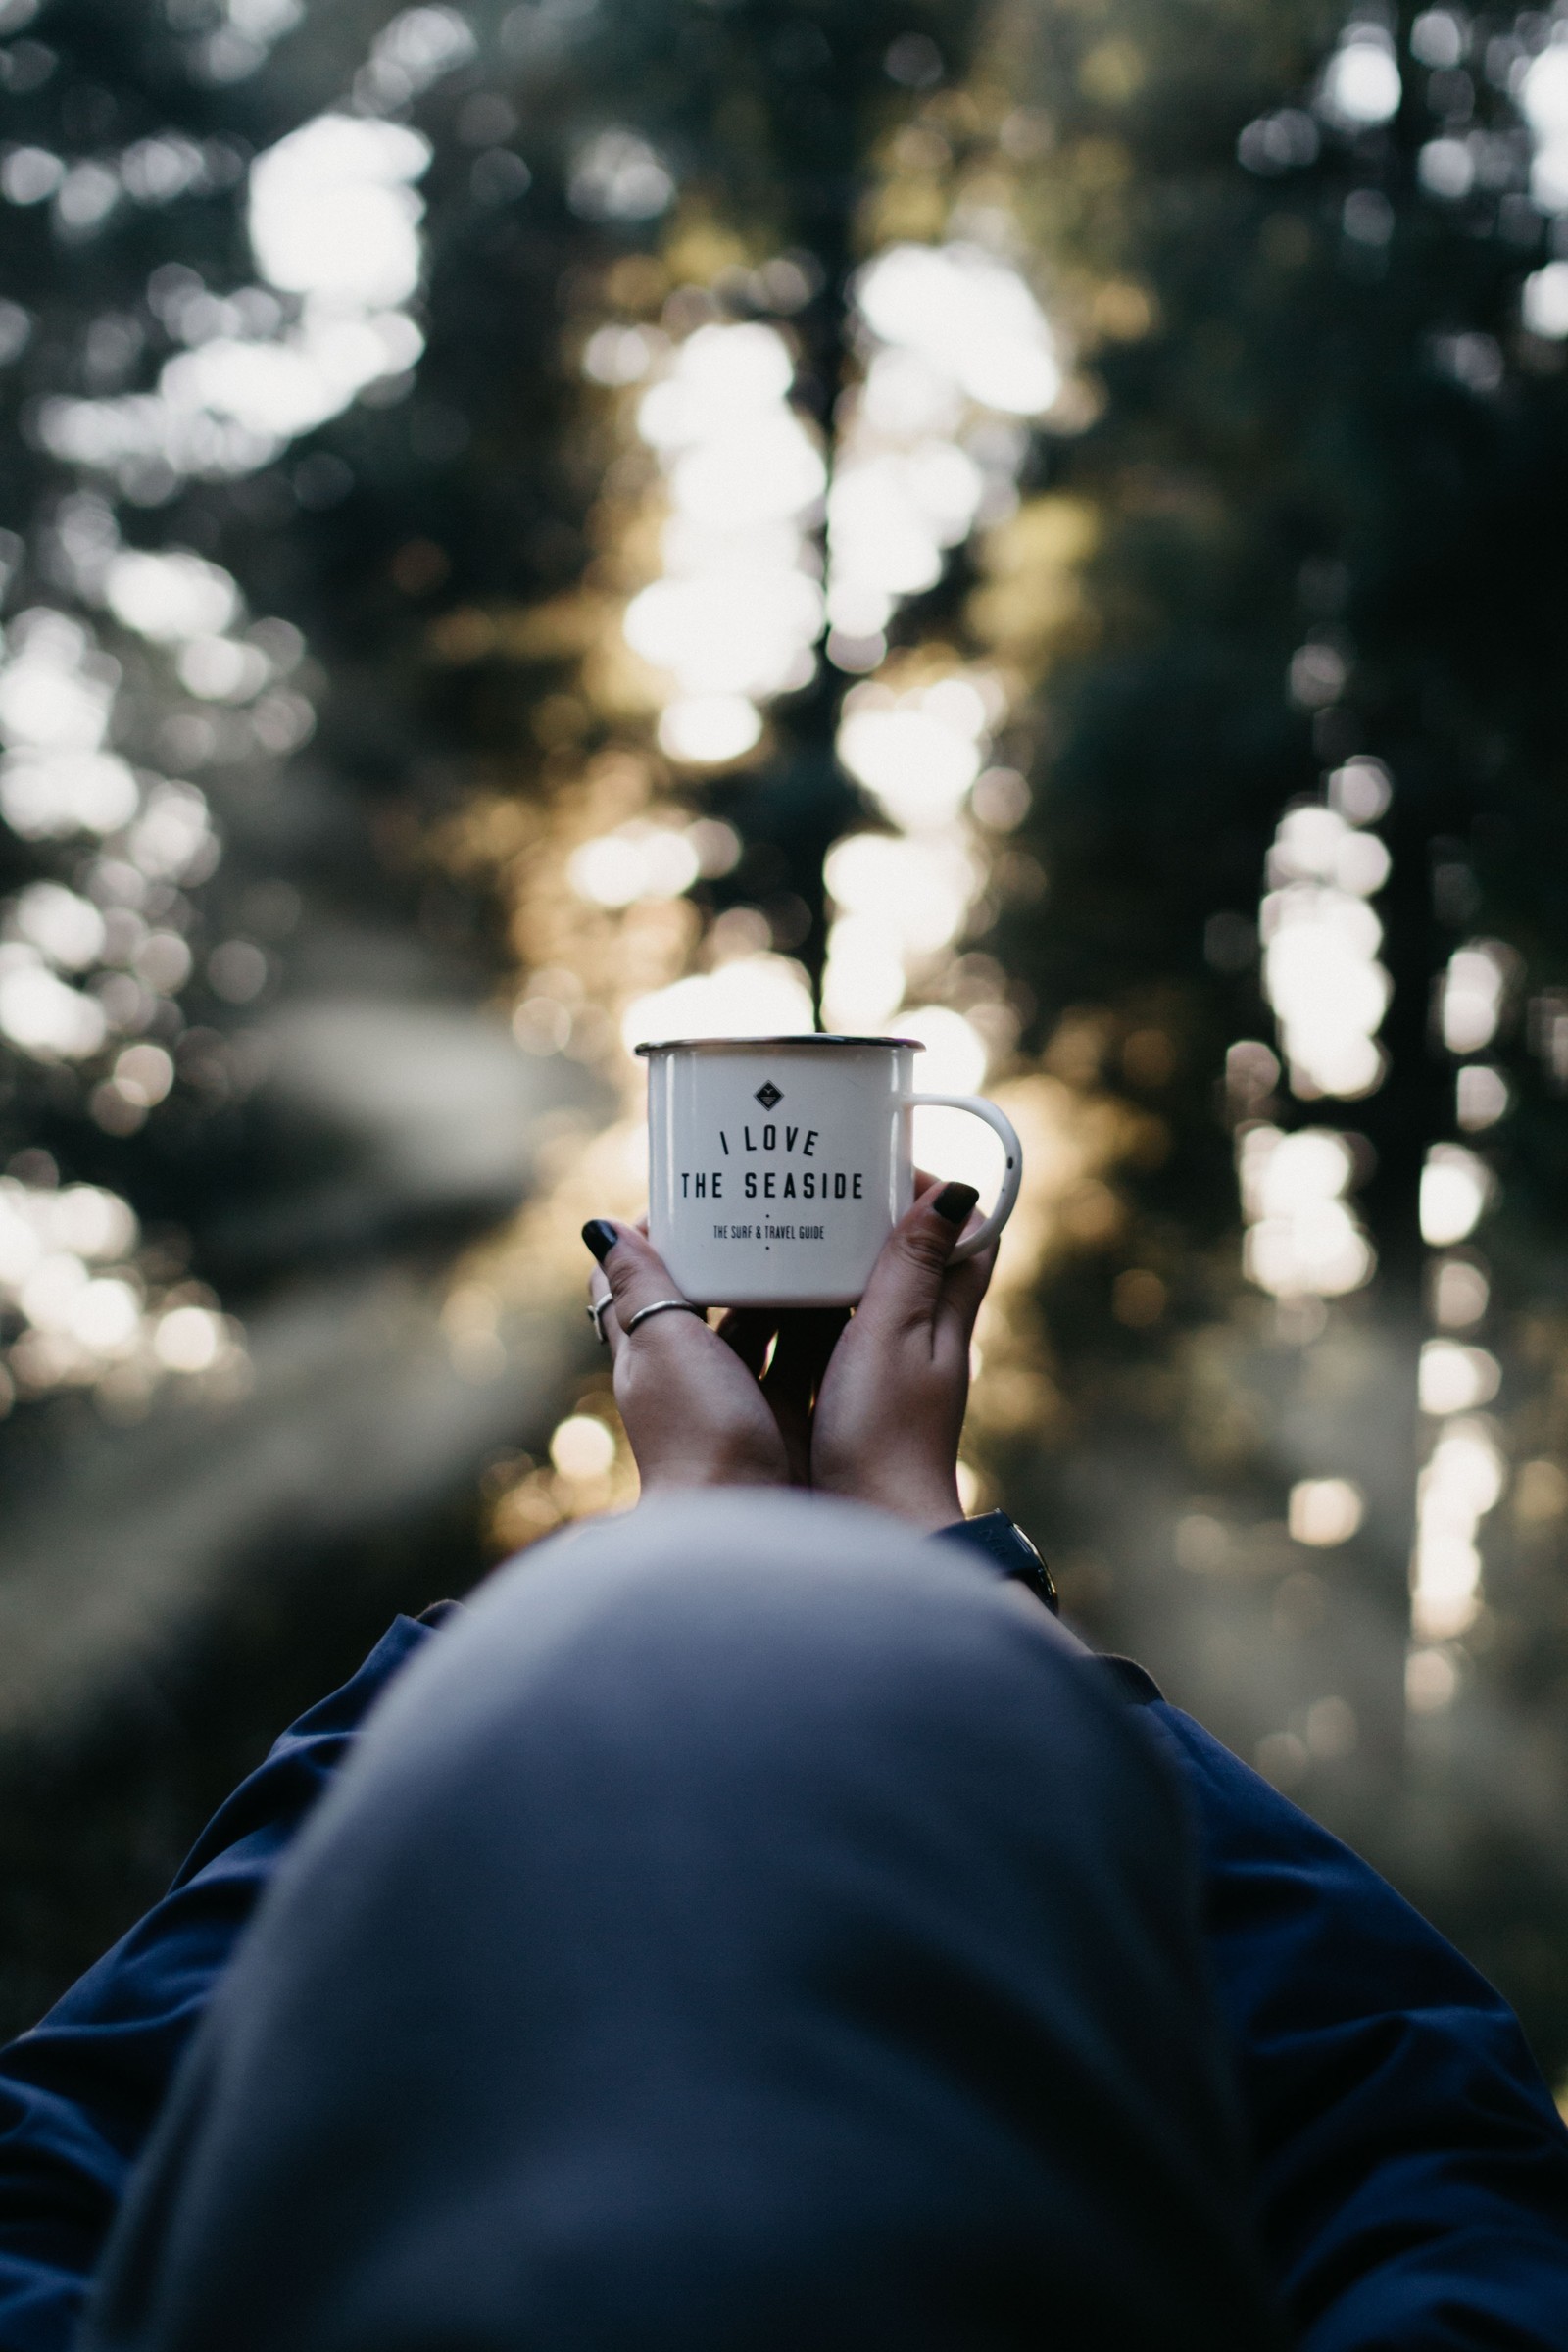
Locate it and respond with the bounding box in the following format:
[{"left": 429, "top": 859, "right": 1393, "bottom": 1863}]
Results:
[
  {"left": 932, "top": 1182, "right": 979, "bottom": 1228},
  {"left": 582, "top": 1218, "right": 620, "bottom": 1263}
]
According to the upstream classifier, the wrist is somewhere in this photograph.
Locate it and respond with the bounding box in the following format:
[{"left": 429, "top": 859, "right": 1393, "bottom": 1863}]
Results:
[
  {"left": 816, "top": 1468, "right": 963, "bottom": 1534},
  {"left": 639, "top": 1454, "right": 789, "bottom": 1495},
  {"left": 935, "top": 1510, "right": 1058, "bottom": 1613}
]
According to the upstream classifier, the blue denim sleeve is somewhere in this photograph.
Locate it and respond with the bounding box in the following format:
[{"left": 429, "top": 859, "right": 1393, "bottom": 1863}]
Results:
[
  {"left": 1144, "top": 1693, "right": 1568, "bottom": 2352},
  {"left": 8, "top": 1589, "right": 1568, "bottom": 2352},
  {"left": 0, "top": 1612, "right": 444, "bottom": 2352}
]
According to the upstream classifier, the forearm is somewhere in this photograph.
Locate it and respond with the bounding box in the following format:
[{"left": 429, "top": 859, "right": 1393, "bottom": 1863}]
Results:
[
  {"left": 0, "top": 1610, "right": 446, "bottom": 2350},
  {"left": 0, "top": 1850, "right": 284, "bottom": 2351},
  {"left": 1140, "top": 1693, "right": 1568, "bottom": 2348}
]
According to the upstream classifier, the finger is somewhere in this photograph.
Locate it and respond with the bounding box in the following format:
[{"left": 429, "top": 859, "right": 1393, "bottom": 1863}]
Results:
[
  {"left": 715, "top": 1308, "right": 777, "bottom": 1379},
  {"left": 764, "top": 1308, "right": 850, "bottom": 1411},
  {"left": 581, "top": 1219, "right": 707, "bottom": 1348},
  {"left": 934, "top": 1232, "right": 998, "bottom": 1345},
  {"left": 586, "top": 1269, "right": 626, "bottom": 1362},
  {"left": 761, "top": 1310, "right": 849, "bottom": 1486},
  {"left": 854, "top": 1180, "right": 980, "bottom": 1334},
  {"left": 910, "top": 1162, "right": 995, "bottom": 1325}
]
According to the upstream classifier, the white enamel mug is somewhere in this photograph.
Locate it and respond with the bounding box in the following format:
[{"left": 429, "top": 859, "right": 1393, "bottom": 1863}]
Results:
[{"left": 638, "top": 1033, "right": 1023, "bottom": 1309}]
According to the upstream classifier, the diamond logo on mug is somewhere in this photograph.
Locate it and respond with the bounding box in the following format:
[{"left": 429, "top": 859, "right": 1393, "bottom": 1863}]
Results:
[{"left": 754, "top": 1081, "right": 783, "bottom": 1108}]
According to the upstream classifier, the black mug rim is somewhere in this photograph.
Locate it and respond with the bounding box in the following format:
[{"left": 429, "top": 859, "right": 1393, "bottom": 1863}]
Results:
[{"left": 635, "top": 1034, "right": 923, "bottom": 1055}]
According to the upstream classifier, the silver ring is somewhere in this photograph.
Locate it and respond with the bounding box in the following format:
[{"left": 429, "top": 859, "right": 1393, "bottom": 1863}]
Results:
[
  {"left": 624, "top": 1298, "right": 704, "bottom": 1337},
  {"left": 586, "top": 1291, "right": 612, "bottom": 1344}
]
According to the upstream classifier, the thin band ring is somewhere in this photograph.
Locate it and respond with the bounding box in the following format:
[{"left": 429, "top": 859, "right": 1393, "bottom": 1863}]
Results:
[
  {"left": 586, "top": 1290, "right": 612, "bottom": 1343},
  {"left": 624, "top": 1298, "right": 705, "bottom": 1337}
]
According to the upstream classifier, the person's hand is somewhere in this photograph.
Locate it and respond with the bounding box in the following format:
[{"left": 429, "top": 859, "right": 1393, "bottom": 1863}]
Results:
[
  {"left": 584, "top": 1176, "right": 996, "bottom": 1526},
  {"left": 808, "top": 1179, "right": 995, "bottom": 1532},
  {"left": 583, "top": 1220, "right": 843, "bottom": 1495}
]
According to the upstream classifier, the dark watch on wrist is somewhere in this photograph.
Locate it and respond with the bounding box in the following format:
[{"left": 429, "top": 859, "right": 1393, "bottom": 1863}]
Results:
[{"left": 935, "top": 1510, "right": 1057, "bottom": 1615}]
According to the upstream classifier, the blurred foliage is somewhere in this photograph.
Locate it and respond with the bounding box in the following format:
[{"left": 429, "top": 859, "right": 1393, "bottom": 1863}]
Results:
[{"left": 2, "top": 0, "right": 1568, "bottom": 2092}]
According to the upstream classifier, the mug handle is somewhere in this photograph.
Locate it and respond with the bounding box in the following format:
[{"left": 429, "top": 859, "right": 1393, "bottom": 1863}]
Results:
[{"left": 906, "top": 1094, "right": 1024, "bottom": 1263}]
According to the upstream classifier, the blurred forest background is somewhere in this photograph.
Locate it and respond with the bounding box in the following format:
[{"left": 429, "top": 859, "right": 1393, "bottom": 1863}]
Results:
[{"left": 3, "top": 0, "right": 1568, "bottom": 2097}]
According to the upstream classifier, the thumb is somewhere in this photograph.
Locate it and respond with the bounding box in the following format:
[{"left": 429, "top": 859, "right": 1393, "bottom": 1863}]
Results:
[{"left": 854, "top": 1180, "right": 979, "bottom": 1330}]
